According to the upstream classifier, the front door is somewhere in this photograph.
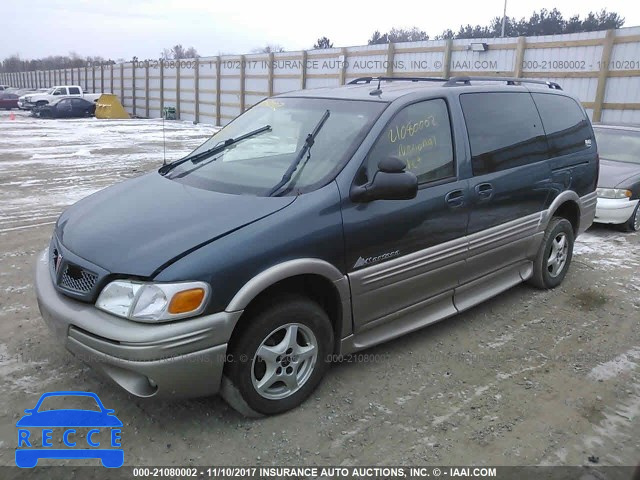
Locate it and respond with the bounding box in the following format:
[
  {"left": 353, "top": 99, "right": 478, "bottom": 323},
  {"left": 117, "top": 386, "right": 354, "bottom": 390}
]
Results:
[{"left": 341, "top": 98, "right": 469, "bottom": 333}]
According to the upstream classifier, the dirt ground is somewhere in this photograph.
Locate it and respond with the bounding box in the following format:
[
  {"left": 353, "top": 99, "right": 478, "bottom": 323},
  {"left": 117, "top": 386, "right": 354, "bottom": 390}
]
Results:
[{"left": 0, "top": 110, "right": 639, "bottom": 471}]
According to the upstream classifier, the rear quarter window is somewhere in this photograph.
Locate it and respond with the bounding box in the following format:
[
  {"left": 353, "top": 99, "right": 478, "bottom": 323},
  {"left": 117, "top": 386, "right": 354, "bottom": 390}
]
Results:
[
  {"left": 531, "top": 93, "right": 592, "bottom": 157},
  {"left": 460, "top": 92, "right": 549, "bottom": 176},
  {"left": 68, "top": 87, "right": 81, "bottom": 95}
]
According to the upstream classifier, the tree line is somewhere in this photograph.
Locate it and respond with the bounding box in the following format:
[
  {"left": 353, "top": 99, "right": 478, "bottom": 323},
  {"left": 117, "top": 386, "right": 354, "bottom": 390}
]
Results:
[
  {"left": 1, "top": 9, "right": 625, "bottom": 73},
  {"left": 365, "top": 8, "right": 624, "bottom": 44}
]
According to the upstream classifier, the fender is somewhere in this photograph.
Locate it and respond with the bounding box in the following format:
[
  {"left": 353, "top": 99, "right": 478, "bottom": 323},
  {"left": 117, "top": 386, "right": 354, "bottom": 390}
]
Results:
[
  {"left": 540, "top": 191, "right": 580, "bottom": 231},
  {"left": 225, "top": 258, "right": 353, "bottom": 339},
  {"left": 539, "top": 190, "right": 597, "bottom": 235}
]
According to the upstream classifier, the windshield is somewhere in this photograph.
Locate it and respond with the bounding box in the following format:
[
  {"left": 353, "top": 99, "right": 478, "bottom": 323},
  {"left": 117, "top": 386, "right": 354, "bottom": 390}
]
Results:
[
  {"left": 594, "top": 127, "right": 640, "bottom": 165},
  {"left": 165, "top": 97, "right": 386, "bottom": 195}
]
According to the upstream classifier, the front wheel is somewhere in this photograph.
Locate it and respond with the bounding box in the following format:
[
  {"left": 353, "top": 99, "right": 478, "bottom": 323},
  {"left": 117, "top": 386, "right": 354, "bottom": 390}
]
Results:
[
  {"left": 222, "top": 296, "right": 333, "bottom": 416},
  {"left": 529, "top": 217, "right": 575, "bottom": 289},
  {"left": 620, "top": 202, "right": 640, "bottom": 232}
]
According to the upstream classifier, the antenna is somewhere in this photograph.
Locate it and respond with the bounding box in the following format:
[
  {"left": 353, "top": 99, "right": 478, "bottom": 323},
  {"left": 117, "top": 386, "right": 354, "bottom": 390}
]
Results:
[{"left": 162, "top": 112, "right": 166, "bottom": 166}]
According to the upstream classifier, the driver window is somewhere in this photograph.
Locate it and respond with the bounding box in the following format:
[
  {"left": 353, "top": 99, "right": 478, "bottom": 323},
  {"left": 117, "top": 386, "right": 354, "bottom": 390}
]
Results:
[
  {"left": 366, "top": 98, "right": 455, "bottom": 184},
  {"left": 53, "top": 89, "right": 63, "bottom": 95}
]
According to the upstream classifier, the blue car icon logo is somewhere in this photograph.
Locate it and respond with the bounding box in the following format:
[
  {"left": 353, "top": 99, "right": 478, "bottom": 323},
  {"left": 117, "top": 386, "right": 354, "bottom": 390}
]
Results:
[{"left": 16, "top": 391, "right": 123, "bottom": 468}]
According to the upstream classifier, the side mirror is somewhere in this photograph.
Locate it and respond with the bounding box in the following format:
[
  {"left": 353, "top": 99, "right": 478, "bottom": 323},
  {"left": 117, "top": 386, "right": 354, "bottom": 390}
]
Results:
[{"left": 350, "top": 157, "right": 418, "bottom": 202}]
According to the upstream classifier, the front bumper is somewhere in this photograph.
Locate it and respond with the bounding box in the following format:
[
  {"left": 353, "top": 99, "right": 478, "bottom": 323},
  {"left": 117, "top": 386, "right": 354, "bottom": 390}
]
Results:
[
  {"left": 594, "top": 197, "right": 639, "bottom": 225},
  {"left": 35, "top": 249, "right": 242, "bottom": 399},
  {"left": 18, "top": 100, "right": 34, "bottom": 110}
]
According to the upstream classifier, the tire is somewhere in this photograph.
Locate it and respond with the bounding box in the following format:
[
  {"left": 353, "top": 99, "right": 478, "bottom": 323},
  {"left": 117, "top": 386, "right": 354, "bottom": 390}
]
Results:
[
  {"left": 222, "top": 296, "right": 333, "bottom": 416},
  {"left": 529, "top": 217, "right": 575, "bottom": 289},
  {"left": 619, "top": 202, "right": 640, "bottom": 232}
]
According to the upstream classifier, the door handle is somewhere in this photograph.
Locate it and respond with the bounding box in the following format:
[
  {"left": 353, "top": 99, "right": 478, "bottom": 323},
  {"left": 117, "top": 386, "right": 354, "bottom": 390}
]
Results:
[
  {"left": 475, "top": 183, "right": 494, "bottom": 199},
  {"left": 445, "top": 189, "right": 464, "bottom": 208}
]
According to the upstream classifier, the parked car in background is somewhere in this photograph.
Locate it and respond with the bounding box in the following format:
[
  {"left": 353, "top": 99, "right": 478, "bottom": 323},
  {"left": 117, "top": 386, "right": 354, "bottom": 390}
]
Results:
[
  {"left": 0, "top": 84, "right": 10, "bottom": 91},
  {"left": 32, "top": 97, "right": 96, "bottom": 118},
  {"left": 0, "top": 92, "right": 19, "bottom": 109},
  {"left": 593, "top": 124, "right": 640, "bottom": 232},
  {"left": 35, "top": 76, "right": 598, "bottom": 416},
  {"left": 19, "top": 85, "right": 101, "bottom": 109}
]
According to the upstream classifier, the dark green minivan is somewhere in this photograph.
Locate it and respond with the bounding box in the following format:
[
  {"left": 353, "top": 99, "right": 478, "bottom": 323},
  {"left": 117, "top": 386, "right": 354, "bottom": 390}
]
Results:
[{"left": 35, "top": 76, "right": 598, "bottom": 416}]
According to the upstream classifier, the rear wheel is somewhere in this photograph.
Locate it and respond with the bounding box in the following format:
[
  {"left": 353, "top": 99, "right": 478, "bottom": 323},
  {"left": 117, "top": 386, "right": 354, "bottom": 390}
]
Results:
[
  {"left": 222, "top": 296, "right": 333, "bottom": 416},
  {"left": 529, "top": 217, "right": 574, "bottom": 289},
  {"left": 620, "top": 202, "right": 640, "bottom": 232}
]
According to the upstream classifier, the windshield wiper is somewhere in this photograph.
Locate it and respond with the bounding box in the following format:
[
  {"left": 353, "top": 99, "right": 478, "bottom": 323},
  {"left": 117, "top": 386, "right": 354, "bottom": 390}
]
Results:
[
  {"left": 159, "top": 124, "right": 271, "bottom": 175},
  {"left": 267, "top": 110, "right": 330, "bottom": 196}
]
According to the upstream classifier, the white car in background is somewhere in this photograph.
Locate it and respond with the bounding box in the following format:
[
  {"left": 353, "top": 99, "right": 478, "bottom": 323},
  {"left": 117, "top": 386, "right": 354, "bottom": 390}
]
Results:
[
  {"left": 593, "top": 124, "right": 640, "bottom": 232},
  {"left": 18, "top": 85, "right": 101, "bottom": 110}
]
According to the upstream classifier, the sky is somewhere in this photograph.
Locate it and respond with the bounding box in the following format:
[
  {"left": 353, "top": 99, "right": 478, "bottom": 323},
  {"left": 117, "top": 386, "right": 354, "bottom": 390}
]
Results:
[{"left": 2, "top": 0, "right": 640, "bottom": 61}]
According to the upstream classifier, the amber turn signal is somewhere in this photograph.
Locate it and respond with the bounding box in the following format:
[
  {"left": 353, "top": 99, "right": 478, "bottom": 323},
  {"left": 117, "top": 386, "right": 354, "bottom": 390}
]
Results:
[{"left": 168, "top": 288, "right": 206, "bottom": 314}]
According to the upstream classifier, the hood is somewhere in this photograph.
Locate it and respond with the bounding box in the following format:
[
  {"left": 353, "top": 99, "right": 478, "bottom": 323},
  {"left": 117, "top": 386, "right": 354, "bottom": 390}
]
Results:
[
  {"left": 57, "top": 172, "right": 295, "bottom": 276},
  {"left": 598, "top": 158, "right": 640, "bottom": 188}
]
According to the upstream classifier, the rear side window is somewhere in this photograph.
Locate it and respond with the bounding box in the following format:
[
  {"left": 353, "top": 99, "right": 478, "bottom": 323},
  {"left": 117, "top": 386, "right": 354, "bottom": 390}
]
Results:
[
  {"left": 460, "top": 92, "right": 548, "bottom": 176},
  {"left": 68, "top": 87, "right": 81, "bottom": 95},
  {"left": 366, "top": 98, "right": 455, "bottom": 184},
  {"left": 532, "top": 93, "right": 591, "bottom": 157}
]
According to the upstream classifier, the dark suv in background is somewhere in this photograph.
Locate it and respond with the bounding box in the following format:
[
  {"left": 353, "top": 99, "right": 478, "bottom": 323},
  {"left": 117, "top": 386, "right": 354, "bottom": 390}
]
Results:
[{"left": 35, "top": 76, "right": 598, "bottom": 416}]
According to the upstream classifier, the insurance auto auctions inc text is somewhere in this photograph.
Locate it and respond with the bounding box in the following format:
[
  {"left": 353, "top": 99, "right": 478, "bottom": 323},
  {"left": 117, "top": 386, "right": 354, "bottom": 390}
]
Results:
[{"left": 192, "top": 466, "right": 498, "bottom": 478}]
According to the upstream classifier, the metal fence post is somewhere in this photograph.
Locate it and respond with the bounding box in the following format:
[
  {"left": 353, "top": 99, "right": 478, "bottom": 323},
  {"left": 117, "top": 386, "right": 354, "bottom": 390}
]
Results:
[
  {"left": 160, "top": 60, "right": 164, "bottom": 115},
  {"left": 300, "top": 51, "right": 307, "bottom": 90},
  {"left": 145, "top": 61, "right": 150, "bottom": 118},
  {"left": 239, "top": 54, "right": 245, "bottom": 112},
  {"left": 120, "top": 63, "right": 124, "bottom": 105},
  {"left": 215, "top": 56, "right": 221, "bottom": 126},
  {"left": 194, "top": 58, "right": 200, "bottom": 123},
  {"left": 268, "top": 52, "right": 274, "bottom": 96},
  {"left": 132, "top": 61, "right": 136, "bottom": 116},
  {"left": 176, "top": 60, "right": 181, "bottom": 119}
]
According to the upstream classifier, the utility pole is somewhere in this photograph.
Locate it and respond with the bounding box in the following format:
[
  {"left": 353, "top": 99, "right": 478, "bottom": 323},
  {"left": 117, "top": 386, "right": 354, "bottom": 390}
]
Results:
[{"left": 501, "top": 0, "right": 508, "bottom": 37}]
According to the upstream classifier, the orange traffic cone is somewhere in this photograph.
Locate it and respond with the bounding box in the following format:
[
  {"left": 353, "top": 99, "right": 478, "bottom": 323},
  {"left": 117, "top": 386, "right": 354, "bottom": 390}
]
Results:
[{"left": 9, "top": 112, "right": 15, "bottom": 120}]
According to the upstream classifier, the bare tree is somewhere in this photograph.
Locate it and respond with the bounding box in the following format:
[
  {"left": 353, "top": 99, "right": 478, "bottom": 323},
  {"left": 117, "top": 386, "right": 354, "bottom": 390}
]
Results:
[
  {"left": 161, "top": 44, "right": 200, "bottom": 60},
  {"left": 251, "top": 44, "right": 285, "bottom": 54}
]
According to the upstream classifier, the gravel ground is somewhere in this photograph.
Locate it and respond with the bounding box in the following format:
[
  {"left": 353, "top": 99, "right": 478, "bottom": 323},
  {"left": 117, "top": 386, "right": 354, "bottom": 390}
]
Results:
[{"left": 0, "top": 110, "right": 639, "bottom": 471}]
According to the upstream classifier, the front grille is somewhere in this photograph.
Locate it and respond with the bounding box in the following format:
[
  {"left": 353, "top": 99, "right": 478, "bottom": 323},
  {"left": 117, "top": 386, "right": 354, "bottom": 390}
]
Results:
[{"left": 59, "top": 264, "right": 98, "bottom": 293}]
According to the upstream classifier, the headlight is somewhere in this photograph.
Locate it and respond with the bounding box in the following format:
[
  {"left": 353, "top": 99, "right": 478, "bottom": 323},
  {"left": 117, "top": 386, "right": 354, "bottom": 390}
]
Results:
[
  {"left": 96, "top": 280, "right": 210, "bottom": 322},
  {"left": 596, "top": 188, "right": 632, "bottom": 199}
]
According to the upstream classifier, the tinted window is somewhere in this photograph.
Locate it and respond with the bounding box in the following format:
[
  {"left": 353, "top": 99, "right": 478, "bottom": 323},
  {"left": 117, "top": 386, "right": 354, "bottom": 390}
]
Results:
[
  {"left": 365, "top": 99, "right": 454, "bottom": 184},
  {"left": 68, "top": 87, "right": 81, "bottom": 95},
  {"left": 532, "top": 93, "right": 591, "bottom": 157},
  {"left": 460, "top": 92, "right": 548, "bottom": 176}
]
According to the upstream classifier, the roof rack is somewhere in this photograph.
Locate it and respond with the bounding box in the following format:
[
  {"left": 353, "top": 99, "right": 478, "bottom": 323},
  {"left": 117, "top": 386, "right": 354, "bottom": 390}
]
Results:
[
  {"left": 348, "top": 76, "right": 447, "bottom": 85},
  {"left": 444, "top": 76, "right": 562, "bottom": 90}
]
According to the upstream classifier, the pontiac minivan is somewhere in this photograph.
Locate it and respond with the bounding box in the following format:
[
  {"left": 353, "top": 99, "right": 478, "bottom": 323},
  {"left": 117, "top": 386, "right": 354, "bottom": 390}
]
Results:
[{"left": 35, "top": 76, "right": 598, "bottom": 416}]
